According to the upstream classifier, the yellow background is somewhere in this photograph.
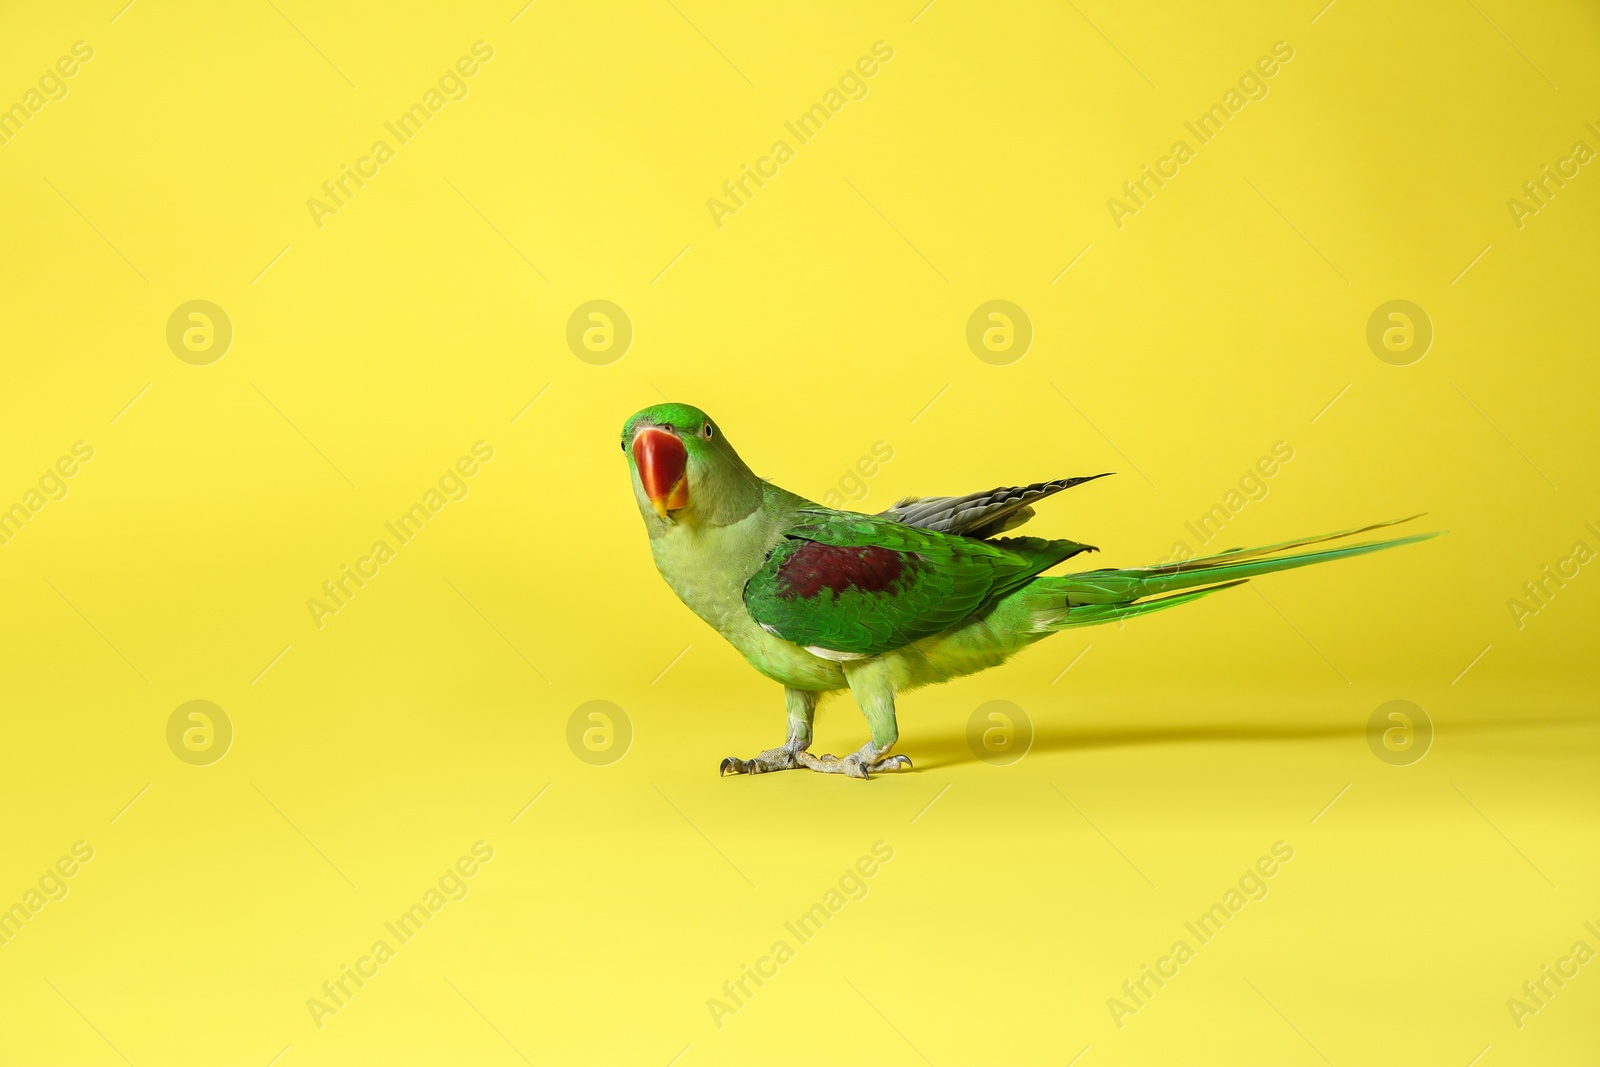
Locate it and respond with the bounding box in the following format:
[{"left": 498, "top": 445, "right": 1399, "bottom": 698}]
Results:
[{"left": 2, "top": 1, "right": 1597, "bottom": 1063}]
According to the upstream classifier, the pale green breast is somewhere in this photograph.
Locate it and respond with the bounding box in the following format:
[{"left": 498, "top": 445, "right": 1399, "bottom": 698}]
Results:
[{"left": 647, "top": 500, "right": 845, "bottom": 692}]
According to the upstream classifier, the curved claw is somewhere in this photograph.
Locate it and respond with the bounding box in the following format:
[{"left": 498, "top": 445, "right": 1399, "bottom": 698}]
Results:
[
  {"left": 719, "top": 748, "right": 801, "bottom": 776},
  {"left": 796, "top": 748, "right": 909, "bottom": 779}
]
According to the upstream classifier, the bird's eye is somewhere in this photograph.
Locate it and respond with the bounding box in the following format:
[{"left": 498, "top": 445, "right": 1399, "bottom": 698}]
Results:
[
  {"left": 701, "top": 423, "right": 714, "bottom": 440},
  {"left": 661, "top": 423, "right": 674, "bottom": 433},
  {"left": 620, "top": 440, "right": 627, "bottom": 452}
]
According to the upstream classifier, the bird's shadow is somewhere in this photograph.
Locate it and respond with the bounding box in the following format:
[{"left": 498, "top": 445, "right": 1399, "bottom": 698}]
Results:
[{"left": 904, "top": 712, "right": 1594, "bottom": 771}]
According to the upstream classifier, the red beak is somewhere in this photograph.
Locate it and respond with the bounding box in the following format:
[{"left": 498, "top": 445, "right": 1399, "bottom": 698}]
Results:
[{"left": 632, "top": 426, "right": 688, "bottom": 519}]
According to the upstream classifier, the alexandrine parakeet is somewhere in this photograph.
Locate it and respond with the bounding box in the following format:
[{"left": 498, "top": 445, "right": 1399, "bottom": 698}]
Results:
[{"left": 622, "top": 402, "right": 1435, "bottom": 779}]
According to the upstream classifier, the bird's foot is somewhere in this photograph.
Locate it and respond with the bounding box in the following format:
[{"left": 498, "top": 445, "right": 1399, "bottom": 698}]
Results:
[
  {"left": 795, "top": 743, "right": 912, "bottom": 780},
  {"left": 719, "top": 743, "right": 805, "bottom": 776}
]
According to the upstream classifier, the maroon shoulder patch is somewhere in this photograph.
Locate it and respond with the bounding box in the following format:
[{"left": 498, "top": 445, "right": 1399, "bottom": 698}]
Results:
[{"left": 776, "top": 541, "right": 907, "bottom": 601}]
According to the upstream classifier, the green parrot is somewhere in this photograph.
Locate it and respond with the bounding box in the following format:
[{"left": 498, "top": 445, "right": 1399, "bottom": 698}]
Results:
[{"left": 621, "top": 402, "right": 1437, "bottom": 779}]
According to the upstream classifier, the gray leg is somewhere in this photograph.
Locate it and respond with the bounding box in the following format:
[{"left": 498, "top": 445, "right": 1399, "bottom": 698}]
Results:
[
  {"left": 796, "top": 657, "right": 912, "bottom": 779},
  {"left": 719, "top": 688, "right": 817, "bottom": 775}
]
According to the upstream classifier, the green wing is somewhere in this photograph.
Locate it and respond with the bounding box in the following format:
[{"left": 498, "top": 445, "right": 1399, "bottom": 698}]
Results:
[{"left": 744, "top": 508, "right": 1093, "bottom": 656}]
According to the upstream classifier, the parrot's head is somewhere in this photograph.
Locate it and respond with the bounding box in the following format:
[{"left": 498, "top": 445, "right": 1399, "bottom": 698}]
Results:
[{"left": 621, "top": 402, "right": 760, "bottom": 527}]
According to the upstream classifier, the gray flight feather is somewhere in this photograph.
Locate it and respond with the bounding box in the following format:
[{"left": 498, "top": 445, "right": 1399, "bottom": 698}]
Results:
[{"left": 878, "top": 474, "right": 1111, "bottom": 539}]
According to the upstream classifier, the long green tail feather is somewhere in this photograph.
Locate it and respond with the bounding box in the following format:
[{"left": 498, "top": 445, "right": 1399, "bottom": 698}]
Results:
[
  {"left": 1180, "top": 513, "right": 1426, "bottom": 566},
  {"left": 1046, "top": 579, "right": 1247, "bottom": 628},
  {"left": 1027, "top": 517, "right": 1442, "bottom": 630}
]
